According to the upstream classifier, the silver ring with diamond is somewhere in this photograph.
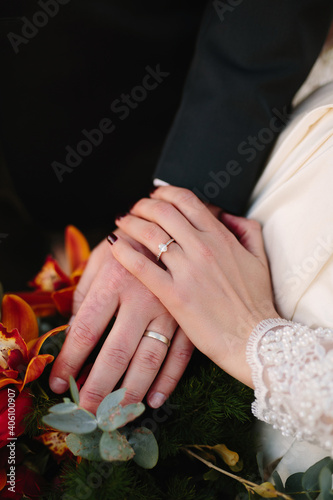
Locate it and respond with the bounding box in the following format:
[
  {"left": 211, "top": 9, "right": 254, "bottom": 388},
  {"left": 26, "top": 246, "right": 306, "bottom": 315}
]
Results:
[{"left": 156, "top": 238, "right": 175, "bottom": 261}]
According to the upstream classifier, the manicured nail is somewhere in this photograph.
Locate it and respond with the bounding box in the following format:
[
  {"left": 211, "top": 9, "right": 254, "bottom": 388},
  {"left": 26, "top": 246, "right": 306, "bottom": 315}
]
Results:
[
  {"left": 149, "top": 392, "right": 166, "bottom": 409},
  {"left": 50, "top": 377, "right": 68, "bottom": 393},
  {"left": 115, "top": 212, "right": 127, "bottom": 221},
  {"left": 107, "top": 233, "right": 118, "bottom": 245}
]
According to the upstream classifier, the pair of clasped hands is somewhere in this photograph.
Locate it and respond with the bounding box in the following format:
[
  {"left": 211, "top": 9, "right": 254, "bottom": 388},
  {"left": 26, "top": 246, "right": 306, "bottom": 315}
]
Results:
[{"left": 49, "top": 186, "right": 279, "bottom": 413}]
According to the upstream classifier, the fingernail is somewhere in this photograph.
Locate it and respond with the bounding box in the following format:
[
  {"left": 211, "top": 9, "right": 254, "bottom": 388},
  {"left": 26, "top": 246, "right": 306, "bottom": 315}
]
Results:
[
  {"left": 115, "top": 212, "right": 127, "bottom": 221},
  {"left": 50, "top": 377, "right": 69, "bottom": 393},
  {"left": 149, "top": 392, "right": 166, "bottom": 409},
  {"left": 69, "top": 315, "right": 75, "bottom": 326},
  {"left": 66, "top": 315, "right": 75, "bottom": 334},
  {"left": 107, "top": 233, "right": 118, "bottom": 245}
]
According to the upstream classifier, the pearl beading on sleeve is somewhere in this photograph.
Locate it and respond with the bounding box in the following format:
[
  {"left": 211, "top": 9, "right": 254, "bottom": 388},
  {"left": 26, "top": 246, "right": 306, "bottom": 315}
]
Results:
[{"left": 246, "top": 318, "right": 333, "bottom": 454}]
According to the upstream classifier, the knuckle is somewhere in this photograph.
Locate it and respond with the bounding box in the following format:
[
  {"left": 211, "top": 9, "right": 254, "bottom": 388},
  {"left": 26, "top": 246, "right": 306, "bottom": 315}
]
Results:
[
  {"left": 121, "top": 388, "right": 142, "bottom": 404},
  {"left": 132, "top": 198, "right": 147, "bottom": 212},
  {"left": 81, "top": 388, "right": 105, "bottom": 406},
  {"left": 217, "top": 227, "right": 235, "bottom": 246},
  {"left": 56, "top": 356, "right": 78, "bottom": 374},
  {"left": 104, "top": 263, "right": 128, "bottom": 291},
  {"left": 172, "top": 346, "right": 193, "bottom": 366},
  {"left": 100, "top": 346, "right": 130, "bottom": 371},
  {"left": 158, "top": 371, "right": 179, "bottom": 387},
  {"left": 136, "top": 349, "right": 162, "bottom": 372},
  {"left": 71, "top": 320, "right": 97, "bottom": 348},
  {"left": 175, "top": 188, "right": 196, "bottom": 205},
  {"left": 72, "top": 287, "right": 86, "bottom": 311},
  {"left": 132, "top": 255, "right": 148, "bottom": 275},
  {"left": 142, "top": 223, "right": 159, "bottom": 242},
  {"left": 196, "top": 240, "right": 214, "bottom": 258},
  {"left": 153, "top": 200, "right": 173, "bottom": 218}
]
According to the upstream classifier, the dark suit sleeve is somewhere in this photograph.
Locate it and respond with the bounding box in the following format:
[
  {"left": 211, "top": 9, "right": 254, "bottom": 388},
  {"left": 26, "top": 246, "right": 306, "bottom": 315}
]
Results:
[{"left": 154, "top": 0, "right": 333, "bottom": 214}]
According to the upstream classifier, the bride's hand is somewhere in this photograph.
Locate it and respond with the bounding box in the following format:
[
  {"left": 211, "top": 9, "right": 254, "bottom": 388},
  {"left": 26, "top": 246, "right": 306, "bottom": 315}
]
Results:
[{"left": 109, "top": 186, "right": 280, "bottom": 387}]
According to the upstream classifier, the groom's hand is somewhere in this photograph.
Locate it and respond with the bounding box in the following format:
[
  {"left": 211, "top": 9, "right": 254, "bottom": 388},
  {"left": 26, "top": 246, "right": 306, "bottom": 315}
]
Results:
[{"left": 49, "top": 226, "right": 194, "bottom": 414}]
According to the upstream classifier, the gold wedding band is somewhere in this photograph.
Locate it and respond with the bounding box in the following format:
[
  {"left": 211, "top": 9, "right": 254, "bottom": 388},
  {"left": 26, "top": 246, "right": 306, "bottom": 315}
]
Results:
[{"left": 143, "top": 330, "right": 171, "bottom": 347}]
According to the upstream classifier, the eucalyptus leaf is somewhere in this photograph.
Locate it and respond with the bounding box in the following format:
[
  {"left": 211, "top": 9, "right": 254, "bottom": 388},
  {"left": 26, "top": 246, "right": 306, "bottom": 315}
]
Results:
[
  {"left": 66, "top": 429, "right": 103, "bottom": 461},
  {"left": 128, "top": 427, "right": 158, "bottom": 469},
  {"left": 319, "top": 467, "right": 333, "bottom": 499},
  {"left": 99, "top": 430, "right": 134, "bottom": 462},
  {"left": 285, "top": 472, "right": 309, "bottom": 500},
  {"left": 96, "top": 388, "right": 127, "bottom": 421},
  {"left": 69, "top": 375, "right": 80, "bottom": 405},
  {"left": 317, "top": 491, "right": 333, "bottom": 500},
  {"left": 49, "top": 402, "right": 79, "bottom": 414},
  {"left": 302, "top": 457, "right": 333, "bottom": 500},
  {"left": 43, "top": 409, "right": 97, "bottom": 434},
  {"left": 97, "top": 402, "right": 145, "bottom": 432},
  {"left": 272, "top": 471, "right": 284, "bottom": 493}
]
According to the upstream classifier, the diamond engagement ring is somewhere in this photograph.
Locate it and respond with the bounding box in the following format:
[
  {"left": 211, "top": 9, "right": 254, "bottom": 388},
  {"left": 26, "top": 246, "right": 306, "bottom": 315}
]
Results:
[
  {"left": 156, "top": 238, "right": 175, "bottom": 261},
  {"left": 143, "top": 330, "right": 171, "bottom": 347}
]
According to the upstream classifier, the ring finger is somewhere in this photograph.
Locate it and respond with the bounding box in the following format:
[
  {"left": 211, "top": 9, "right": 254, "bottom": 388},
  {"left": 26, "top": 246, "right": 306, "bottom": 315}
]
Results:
[
  {"left": 120, "top": 314, "right": 178, "bottom": 405},
  {"left": 115, "top": 214, "right": 183, "bottom": 266}
]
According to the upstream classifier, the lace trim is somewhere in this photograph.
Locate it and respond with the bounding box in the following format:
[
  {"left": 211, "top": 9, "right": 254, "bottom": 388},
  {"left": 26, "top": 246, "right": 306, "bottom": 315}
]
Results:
[
  {"left": 246, "top": 318, "right": 333, "bottom": 453},
  {"left": 246, "top": 318, "right": 293, "bottom": 423}
]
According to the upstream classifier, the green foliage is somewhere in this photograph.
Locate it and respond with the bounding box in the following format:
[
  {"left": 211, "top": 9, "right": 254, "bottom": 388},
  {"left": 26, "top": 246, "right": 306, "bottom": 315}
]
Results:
[
  {"left": 156, "top": 359, "right": 254, "bottom": 460},
  {"left": 128, "top": 427, "right": 159, "bottom": 469},
  {"left": 23, "top": 385, "right": 59, "bottom": 438},
  {"left": 59, "top": 459, "right": 162, "bottom": 500},
  {"left": 42, "top": 382, "right": 159, "bottom": 469},
  {"left": 272, "top": 457, "right": 333, "bottom": 500},
  {"left": 100, "top": 429, "right": 135, "bottom": 462},
  {"left": 318, "top": 467, "right": 333, "bottom": 500},
  {"left": 37, "top": 346, "right": 257, "bottom": 498},
  {"left": 49, "top": 402, "right": 79, "bottom": 414},
  {"left": 96, "top": 387, "right": 126, "bottom": 416},
  {"left": 69, "top": 375, "right": 80, "bottom": 405},
  {"left": 165, "top": 476, "right": 197, "bottom": 499},
  {"left": 43, "top": 408, "right": 97, "bottom": 434},
  {"left": 66, "top": 429, "right": 104, "bottom": 461},
  {"left": 97, "top": 401, "right": 145, "bottom": 432}
]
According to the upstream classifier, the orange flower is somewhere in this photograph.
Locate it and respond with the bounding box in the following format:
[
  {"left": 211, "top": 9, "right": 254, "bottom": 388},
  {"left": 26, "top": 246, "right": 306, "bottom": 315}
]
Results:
[
  {"left": 35, "top": 431, "right": 71, "bottom": 463},
  {"left": 17, "top": 225, "right": 90, "bottom": 317},
  {"left": 0, "top": 294, "right": 67, "bottom": 392}
]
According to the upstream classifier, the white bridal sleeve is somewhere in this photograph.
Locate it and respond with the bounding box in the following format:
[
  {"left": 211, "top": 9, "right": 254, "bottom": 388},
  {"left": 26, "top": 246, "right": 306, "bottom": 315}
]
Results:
[{"left": 246, "top": 318, "right": 333, "bottom": 454}]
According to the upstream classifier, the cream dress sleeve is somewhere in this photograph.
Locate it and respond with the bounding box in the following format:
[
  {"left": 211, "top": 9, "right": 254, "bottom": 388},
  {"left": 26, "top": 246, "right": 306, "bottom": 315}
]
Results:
[{"left": 244, "top": 70, "right": 333, "bottom": 474}]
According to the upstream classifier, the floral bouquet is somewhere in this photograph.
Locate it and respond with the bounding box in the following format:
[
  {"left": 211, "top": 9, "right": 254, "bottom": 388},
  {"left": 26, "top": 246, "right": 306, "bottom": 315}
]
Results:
[{"left": 0, "top": 226, "right": 331, "bottom": 499}]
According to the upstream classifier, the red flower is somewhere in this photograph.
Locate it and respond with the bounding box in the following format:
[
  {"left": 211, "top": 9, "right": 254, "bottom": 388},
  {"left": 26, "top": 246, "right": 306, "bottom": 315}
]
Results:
[
  {"left": 0, "top": 388, "right": 33, "bottom": 448},
  {"left": 0, "top": 445, "right": 47, "bottom": 499},
  {"left": 0, "top": 295, "right": 67, "bottom": 394},
  {"left": 17, "top": 225, "right": 90, "bottom": 317}
]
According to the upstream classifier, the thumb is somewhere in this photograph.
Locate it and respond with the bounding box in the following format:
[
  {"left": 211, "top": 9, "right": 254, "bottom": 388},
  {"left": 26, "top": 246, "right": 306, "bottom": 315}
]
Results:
[{"left": 220, "top": 213, "right": 267, "bottom": 264}]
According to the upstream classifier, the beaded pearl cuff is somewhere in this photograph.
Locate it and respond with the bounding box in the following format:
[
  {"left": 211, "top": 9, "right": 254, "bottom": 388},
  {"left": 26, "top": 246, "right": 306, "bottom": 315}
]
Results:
[{"left": 246, "top": 318, "right": 333, "bottom": 453}]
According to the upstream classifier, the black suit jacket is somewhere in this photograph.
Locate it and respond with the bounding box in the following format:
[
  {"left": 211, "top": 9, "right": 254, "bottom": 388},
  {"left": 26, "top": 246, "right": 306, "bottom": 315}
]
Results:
[
  {"left": 0, "top": 0, "right": 333, "bottom": 229},
  {"left": 154, "top": 0, "right": 333, "bottom": 213}
]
